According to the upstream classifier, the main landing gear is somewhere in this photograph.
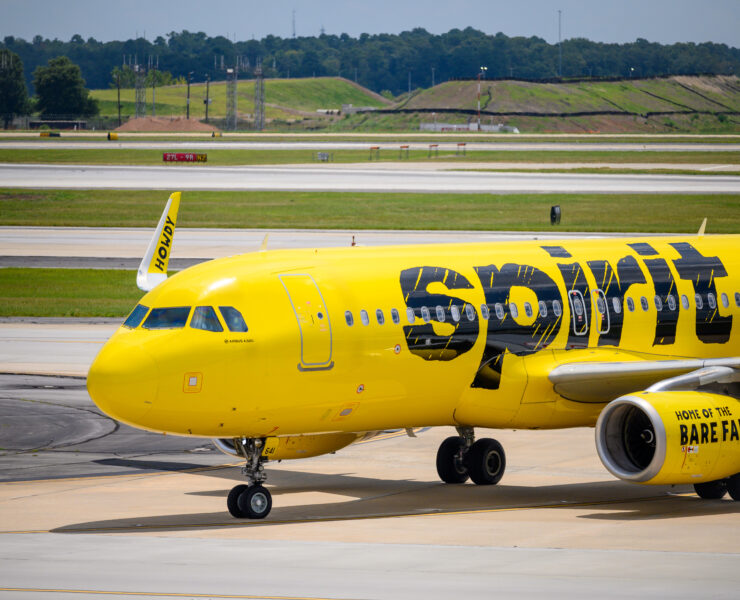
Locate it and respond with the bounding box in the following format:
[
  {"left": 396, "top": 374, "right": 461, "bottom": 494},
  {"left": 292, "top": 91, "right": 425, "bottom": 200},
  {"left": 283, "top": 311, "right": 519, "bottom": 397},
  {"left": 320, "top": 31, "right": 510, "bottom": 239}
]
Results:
[
  {"left": 694, "top": 473, "right": 740, "bottom": 501},
  {"left": 436, "top": 427, "right": 506, "bottom": 486},
  {"left": 227, "top": 438, "right": 273, "bottom": 519}
]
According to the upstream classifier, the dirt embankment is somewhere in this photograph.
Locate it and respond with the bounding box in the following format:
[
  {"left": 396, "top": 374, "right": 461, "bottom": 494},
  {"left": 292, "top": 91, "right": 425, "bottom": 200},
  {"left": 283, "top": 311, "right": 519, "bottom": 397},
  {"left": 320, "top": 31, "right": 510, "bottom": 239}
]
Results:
[{"left": 116, "top": 117, "right": 221, "bottom": 132}]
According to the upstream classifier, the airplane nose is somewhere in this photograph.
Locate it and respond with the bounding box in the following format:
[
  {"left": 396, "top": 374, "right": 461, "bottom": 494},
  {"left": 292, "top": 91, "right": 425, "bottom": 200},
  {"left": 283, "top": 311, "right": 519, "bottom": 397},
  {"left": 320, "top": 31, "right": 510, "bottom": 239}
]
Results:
[{"left": 87, "top": 338, "right": 159, "bottom": 427}]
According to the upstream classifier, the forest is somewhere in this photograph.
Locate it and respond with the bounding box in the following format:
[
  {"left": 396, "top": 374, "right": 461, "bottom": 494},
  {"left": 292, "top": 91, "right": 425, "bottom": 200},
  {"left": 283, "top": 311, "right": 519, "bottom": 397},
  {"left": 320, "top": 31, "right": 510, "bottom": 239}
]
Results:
[{"left": 3, "top": 28, "right": 740, "bottom": 96}]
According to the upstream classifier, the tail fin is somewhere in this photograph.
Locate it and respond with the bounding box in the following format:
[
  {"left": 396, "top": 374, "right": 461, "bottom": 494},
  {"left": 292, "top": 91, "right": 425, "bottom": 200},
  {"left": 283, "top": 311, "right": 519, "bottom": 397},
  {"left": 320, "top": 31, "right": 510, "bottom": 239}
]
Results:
[{"left": 137, "top": 192, "right": 181, "bottom": 292}]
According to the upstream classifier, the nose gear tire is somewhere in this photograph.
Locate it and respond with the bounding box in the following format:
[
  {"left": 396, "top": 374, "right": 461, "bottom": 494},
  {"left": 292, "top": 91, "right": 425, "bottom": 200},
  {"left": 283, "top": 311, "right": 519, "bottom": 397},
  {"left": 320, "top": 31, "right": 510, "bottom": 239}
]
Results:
[
  {"left": 436, "top": 436, "right": 470, "bottom": 484},
  {"left": 465, "top": 438, "right": 506, "bottom": 485}
]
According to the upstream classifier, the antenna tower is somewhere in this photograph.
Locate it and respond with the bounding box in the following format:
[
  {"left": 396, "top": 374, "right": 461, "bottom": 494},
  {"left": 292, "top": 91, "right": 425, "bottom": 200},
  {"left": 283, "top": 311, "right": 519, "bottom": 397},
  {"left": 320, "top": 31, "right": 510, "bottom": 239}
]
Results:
[
  {"left": 254, "top": 59, "right": 265, "bottom": 131},
  {"left": 128, "top": 55, "right": 146, "bottom": 118},
  {"left": 220, "top": 55, "right": 246, "bottom": 131}
]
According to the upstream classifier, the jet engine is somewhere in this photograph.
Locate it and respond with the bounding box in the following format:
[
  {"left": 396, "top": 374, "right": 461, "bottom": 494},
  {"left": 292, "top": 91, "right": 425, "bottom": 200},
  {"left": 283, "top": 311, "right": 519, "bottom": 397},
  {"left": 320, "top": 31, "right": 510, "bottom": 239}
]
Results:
[{"left": 596, "top": 390, "right": 740, "bottom": 486}]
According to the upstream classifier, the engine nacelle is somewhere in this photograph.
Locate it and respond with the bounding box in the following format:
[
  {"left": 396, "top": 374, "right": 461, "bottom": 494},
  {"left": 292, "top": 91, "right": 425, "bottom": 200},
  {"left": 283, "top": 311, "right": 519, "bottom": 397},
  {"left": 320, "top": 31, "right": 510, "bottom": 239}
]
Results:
[
  {"left": 213, "top": 432, "right": 359, "bottom": 461},
  {"left": 596, "top": 391, "right": 740, "bottom": 485}
]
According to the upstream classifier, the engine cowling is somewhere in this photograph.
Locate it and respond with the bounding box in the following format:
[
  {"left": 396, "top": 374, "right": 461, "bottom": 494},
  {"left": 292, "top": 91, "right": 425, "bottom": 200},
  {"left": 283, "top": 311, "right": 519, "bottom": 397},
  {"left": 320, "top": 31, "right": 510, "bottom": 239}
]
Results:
[{"left": 596, "top": 391, "right": 740, "bottom": 485}]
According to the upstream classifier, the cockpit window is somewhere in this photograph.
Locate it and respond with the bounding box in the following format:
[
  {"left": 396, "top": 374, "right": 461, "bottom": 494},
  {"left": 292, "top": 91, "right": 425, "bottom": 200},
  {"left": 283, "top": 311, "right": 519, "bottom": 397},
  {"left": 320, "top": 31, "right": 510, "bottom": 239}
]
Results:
[
  {"left": 123, "top": 304, "right": 149, "bottom": 329},
  {"left": 219, "top": 306, "right": 248, "bottom": 332},
  {"left": 191, "top": 306, "right": 224, "bottom": 332},
  {"left": 142, "top": 307, "right": 191, "bottom": 330}
]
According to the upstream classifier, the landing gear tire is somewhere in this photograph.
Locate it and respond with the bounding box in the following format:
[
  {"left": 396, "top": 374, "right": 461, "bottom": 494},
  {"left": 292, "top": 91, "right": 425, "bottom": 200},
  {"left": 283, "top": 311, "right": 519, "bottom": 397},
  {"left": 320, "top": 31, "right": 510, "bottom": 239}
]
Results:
[
  {"left": 693, "top": 480, "right": 727, "bottom": 500},
  {"left": 237, "top": 484, "right": 272, "bottom": 519},
  {"left": 727, "top": 473, "right": 740, "bottom": 501},
  {"left": 436, "top": 436, "right": 469, "bottom": 484},
  {"left": 227, "top": 484, "right": 249, "bottom": 518},
  {"left": 465, "top": 438, "right": 506, "bottom": 485}
]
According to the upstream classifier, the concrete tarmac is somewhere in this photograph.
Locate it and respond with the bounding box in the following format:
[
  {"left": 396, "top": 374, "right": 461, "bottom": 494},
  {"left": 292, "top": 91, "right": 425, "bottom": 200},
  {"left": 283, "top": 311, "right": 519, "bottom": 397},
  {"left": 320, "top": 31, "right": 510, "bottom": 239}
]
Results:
[{"left": 2, "top": 163, "right": 739, "bottom": 193}]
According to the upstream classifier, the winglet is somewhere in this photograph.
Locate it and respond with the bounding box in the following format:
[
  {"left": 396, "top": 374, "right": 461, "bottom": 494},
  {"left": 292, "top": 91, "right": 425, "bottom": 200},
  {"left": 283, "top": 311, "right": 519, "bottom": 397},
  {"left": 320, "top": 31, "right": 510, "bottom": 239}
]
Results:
[
  {"left": 137, "top": 192, "right": 181, "bottom": 292},
  {"left": 697, "top": 218, "right": 707, "bottom": 236}
]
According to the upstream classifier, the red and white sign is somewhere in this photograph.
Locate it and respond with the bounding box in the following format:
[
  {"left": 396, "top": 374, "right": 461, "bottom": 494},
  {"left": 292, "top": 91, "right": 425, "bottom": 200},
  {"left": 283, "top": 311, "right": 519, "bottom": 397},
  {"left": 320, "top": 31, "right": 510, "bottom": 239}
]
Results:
[{"left": 163, "top": 152, "right": 207, "bottom": 162}]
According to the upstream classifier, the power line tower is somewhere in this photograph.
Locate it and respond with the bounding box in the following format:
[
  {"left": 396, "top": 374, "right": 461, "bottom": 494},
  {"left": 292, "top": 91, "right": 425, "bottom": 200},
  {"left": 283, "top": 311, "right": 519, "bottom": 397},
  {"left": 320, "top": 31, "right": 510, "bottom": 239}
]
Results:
[
  {"left": 220, "top": 55, "right": 247, "bottom": 131},
  {"left": 254, "top": 59, "right": 265, "bottom": 131},
  {"left": 148, "top": 55, "right": 158, "bottom": 116},
  {"left": 127, "top": 55, "right": 146, "bottom": 119}
]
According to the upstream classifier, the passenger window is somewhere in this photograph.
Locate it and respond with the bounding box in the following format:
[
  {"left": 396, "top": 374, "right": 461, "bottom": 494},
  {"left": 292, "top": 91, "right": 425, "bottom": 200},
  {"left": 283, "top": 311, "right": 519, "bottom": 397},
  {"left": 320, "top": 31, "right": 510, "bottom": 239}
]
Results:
[
  {"left": 510, "top": 303, "right": 519, "bottom": 318},
  {"left": 626, "top": 297, "right": 635, "bottom": 312},
  {"left": 435, "top": 306, "right": 445, "bottom": 322},
  {"left": 640, "top": 296, "right": 649, "bottom": 312},
  {"left": 721, "top": 293, "right": 729, "bottom": 308},
  {"left": 421, "top": 306, "right": 431, "bottom": 323},
  {"left": 143, "top": 306, "right": 191, "bottom": 330},
  {"left": 681, "top": 294, "right": 690, "bottom": 310},
  {"left": 376, "top": 309, "right": 385, "bottom": 325},
  {"left": 218, "top": 306, "right": 248, "bottom": 332},
  {"left": 360, "top": 309, "right": 370, "bottom": 326},
  {"left": 494, "top": 303, "right": 505, "bottom": 320},
  {"left": 465, "top": 304, "right": 476, "bottom": 321},
  {"left": 406, "top": 307, "right": 415, "bottom": 323},
  {"left": 553, "top": 300, "right": 562, "bottom": 317},
  {"left": 596, "top": 297, "right": 605, "bottom": 314},
  {"left": 736, "top": 292, "right": 740, "bottom": 308},
  {"left": 612, "top": 297, "right": 622, "bottom": 314},
  {"left": 123, "top": 304, "right": 149, "bottom": 329},
  {"left": 695, "top": 294, "right": 704, "bottom": 310},
  {"left": 345, "top": 310, "right": 354, "bottom": 326},
  {"left": 524, "top": 302, "right": 533, "bottom": 318},
  {"left": 708, "top": 293, "right": 716, "bottom": 310},
  {"left": 573, "top": 298, "right": 583, "bottom": 316},
  {"left": 480, "top": 304, "right": 490, "bottom": 320},
  {"left": 538, "top": 300, "right": 547, "bottom": 318},
  {"left": 667, "top": 295, "right": 676, "bottom": 311},
  {"left": 654, "top": 296, "right": 663, "bottom": 311},
  {"left": 391, "top": 308, "right": 400, "bottom": 324},
  {"left": 191, "top": 306, "right": 224, "bottom": 332},
  {"left": 450, "top": 305, "right": 461, "bottom": 322}
]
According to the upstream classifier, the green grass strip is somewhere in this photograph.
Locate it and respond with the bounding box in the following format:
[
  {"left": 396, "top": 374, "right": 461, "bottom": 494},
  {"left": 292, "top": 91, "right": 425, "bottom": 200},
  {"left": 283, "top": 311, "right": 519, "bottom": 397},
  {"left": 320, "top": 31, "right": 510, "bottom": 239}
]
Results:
[
  {"left": 1, "top": 189, "right": 739, "bottom": 232},
  {"left": 0, "top": 268, "right": 142, "bottom": 317},
  {"left": 0, "top": 148, "right": 738, "bottom": 165}
]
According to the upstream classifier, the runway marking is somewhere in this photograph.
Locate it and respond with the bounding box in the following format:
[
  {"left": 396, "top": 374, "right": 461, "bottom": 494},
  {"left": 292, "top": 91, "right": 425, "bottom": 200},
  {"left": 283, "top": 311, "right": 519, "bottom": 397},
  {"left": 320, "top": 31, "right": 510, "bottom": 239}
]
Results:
[
  {"left": 0, "top": 588, "right": 354, "bottom": 600},
  {"left": 0, "top": 492, "right": 699, "bottom": 535}
]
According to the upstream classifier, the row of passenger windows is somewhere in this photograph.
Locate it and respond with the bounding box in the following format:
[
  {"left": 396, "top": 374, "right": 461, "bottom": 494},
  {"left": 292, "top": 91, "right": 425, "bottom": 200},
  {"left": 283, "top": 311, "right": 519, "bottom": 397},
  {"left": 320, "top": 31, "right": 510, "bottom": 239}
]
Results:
[
  {"left": 123, "top": 304, "right": 248, "bottom": 332},
  {"left": 343, "top": 291, "right": 740, "bottom": 327}
]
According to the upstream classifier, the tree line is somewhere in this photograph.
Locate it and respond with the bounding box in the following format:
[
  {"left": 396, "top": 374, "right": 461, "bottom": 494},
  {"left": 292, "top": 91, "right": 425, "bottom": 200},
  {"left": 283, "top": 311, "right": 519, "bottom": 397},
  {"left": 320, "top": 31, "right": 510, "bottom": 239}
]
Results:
[{"left": 3, "top": 28, "right": 739, "bottom": 98}]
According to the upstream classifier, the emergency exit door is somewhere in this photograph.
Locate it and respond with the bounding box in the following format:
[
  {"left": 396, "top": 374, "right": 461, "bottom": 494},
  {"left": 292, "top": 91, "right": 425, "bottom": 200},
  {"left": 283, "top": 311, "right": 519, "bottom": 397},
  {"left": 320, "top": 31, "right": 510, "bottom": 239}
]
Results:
[{"left": 279, "top": 274, "right": 334, "bottom": 371}]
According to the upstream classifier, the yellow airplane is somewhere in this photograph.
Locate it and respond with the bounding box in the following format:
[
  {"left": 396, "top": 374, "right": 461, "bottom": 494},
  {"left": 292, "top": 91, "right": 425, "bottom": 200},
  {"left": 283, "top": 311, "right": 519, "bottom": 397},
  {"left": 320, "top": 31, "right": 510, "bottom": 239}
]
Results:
[{"left": 87, "top": 193, "right": 740, "bottom": 519}]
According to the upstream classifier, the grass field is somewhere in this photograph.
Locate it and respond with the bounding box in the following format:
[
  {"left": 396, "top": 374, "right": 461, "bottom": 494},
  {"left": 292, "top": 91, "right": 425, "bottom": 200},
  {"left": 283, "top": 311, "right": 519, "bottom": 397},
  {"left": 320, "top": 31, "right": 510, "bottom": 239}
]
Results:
[
  {"left": 0, "top": 268, "right": 143, "bottom": 317},
  {"left": 90, "top": 77, "right": 388, "bottom": 119},
  {"left": 1, "top": 189, "right": 738, "bottom": 232},
  {"left": 1, "top": 148, "right": 737, "bottom": 166}
]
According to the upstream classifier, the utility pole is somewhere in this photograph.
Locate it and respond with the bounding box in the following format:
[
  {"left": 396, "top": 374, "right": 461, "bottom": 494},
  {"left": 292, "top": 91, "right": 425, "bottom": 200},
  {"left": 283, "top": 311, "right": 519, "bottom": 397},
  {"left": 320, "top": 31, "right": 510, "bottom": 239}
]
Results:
[
  {"left": 558, "top": 9, "right": 562, "bottom": 78},
  {"left": 204, "top": 74, "right": 210, "bottom": 123},
  {"left": 408, "top": 71, "right": 411, "bottom": 96},
  {"left": 292, "top": 9, "right": 296, "bottom": 38},
  {"left": 116, "top": 72, "right": 121, "bottom": 127},
  {"left": 432, "top": 66, "right": 435, "bottom": 87},
  {"left": 186, "top": 71, "right": 193, "bottom": 119},
  {"left": 477, "top": 66, "right": 487, "bottom": 130}
]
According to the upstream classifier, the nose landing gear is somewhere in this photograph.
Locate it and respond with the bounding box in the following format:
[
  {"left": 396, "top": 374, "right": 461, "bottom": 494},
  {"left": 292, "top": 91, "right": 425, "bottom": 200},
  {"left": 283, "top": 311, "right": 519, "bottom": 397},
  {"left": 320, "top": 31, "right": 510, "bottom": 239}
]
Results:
[
  {"left": 227, "top": 438, "right": 273, "bottom": 519},
  {"left": 436, "top": 427, "right": 507, "bottom": 486}
]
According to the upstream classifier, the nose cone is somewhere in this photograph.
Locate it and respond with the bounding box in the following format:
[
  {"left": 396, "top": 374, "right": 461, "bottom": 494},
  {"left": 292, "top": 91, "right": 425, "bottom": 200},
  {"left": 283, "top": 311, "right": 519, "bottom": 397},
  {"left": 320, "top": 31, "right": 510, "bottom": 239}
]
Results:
[{"left": 87, "top": 336, "right": 159, "bottom": 428}]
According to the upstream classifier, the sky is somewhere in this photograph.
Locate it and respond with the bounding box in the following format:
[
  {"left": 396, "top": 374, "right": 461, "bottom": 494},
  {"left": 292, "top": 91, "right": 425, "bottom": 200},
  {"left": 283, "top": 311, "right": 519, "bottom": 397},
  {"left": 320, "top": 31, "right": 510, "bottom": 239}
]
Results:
[{"left": 2, "top": 0, "right": 738, "bottom": 47}]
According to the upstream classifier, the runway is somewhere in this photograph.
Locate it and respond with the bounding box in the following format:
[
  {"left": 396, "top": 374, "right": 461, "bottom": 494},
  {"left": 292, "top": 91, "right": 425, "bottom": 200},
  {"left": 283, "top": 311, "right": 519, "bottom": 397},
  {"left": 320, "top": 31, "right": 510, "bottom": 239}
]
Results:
[
  {"left": 2, "top": 163, "right": 739, "bottom": 193},
  {"left": 2, "top": 140, "right": 740, "bottom": 152}
]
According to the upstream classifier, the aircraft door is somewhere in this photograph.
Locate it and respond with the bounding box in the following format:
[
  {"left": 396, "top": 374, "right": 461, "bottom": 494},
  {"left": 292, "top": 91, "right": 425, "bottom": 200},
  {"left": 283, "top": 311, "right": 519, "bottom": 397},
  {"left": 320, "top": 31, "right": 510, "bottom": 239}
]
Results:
[
  {"left": 279, "top": 274, "right": 334, "bottom": 371},
  {"left": 568, "top": 290, "right": 589, "bottom": 336}
]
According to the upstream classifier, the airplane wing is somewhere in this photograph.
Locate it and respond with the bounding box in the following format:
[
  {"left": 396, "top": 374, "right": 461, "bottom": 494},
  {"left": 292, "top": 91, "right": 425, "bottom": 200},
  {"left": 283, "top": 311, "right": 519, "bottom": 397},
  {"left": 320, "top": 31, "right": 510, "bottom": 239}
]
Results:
[{"left": 548, "top": 356, "right": 740, "bottom": 403}]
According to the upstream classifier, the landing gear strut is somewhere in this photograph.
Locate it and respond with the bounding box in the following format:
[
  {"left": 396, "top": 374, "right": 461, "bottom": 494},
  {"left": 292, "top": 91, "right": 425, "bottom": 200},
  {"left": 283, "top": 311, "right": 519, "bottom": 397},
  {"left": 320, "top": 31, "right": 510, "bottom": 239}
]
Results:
[
  {"left": 227, "top": 438, "right": 273, "bottom": 519},
  {"left": 436, "top": 427, "right": 506, "bottom": 486}
]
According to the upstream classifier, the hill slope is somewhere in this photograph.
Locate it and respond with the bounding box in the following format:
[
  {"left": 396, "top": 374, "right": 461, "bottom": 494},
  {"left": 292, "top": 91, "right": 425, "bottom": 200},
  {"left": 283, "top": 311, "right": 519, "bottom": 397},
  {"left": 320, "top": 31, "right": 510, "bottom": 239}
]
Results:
[{"left": 91, "top": 77, "right": 389, "bottom": 122}]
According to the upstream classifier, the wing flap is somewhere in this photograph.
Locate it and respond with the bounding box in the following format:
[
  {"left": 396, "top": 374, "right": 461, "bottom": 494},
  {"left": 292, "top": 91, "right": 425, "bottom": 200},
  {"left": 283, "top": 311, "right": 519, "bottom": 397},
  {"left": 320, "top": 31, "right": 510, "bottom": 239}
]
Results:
[{"left": 548, "top": 357, "right": 740, "bottom": 403}]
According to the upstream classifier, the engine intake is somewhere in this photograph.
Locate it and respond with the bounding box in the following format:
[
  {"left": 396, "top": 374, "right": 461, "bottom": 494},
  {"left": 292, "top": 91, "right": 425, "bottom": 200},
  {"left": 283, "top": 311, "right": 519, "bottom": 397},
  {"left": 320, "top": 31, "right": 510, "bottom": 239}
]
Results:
[{"left": 596, "top": 391, "right": 740, "bottom": 485}]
